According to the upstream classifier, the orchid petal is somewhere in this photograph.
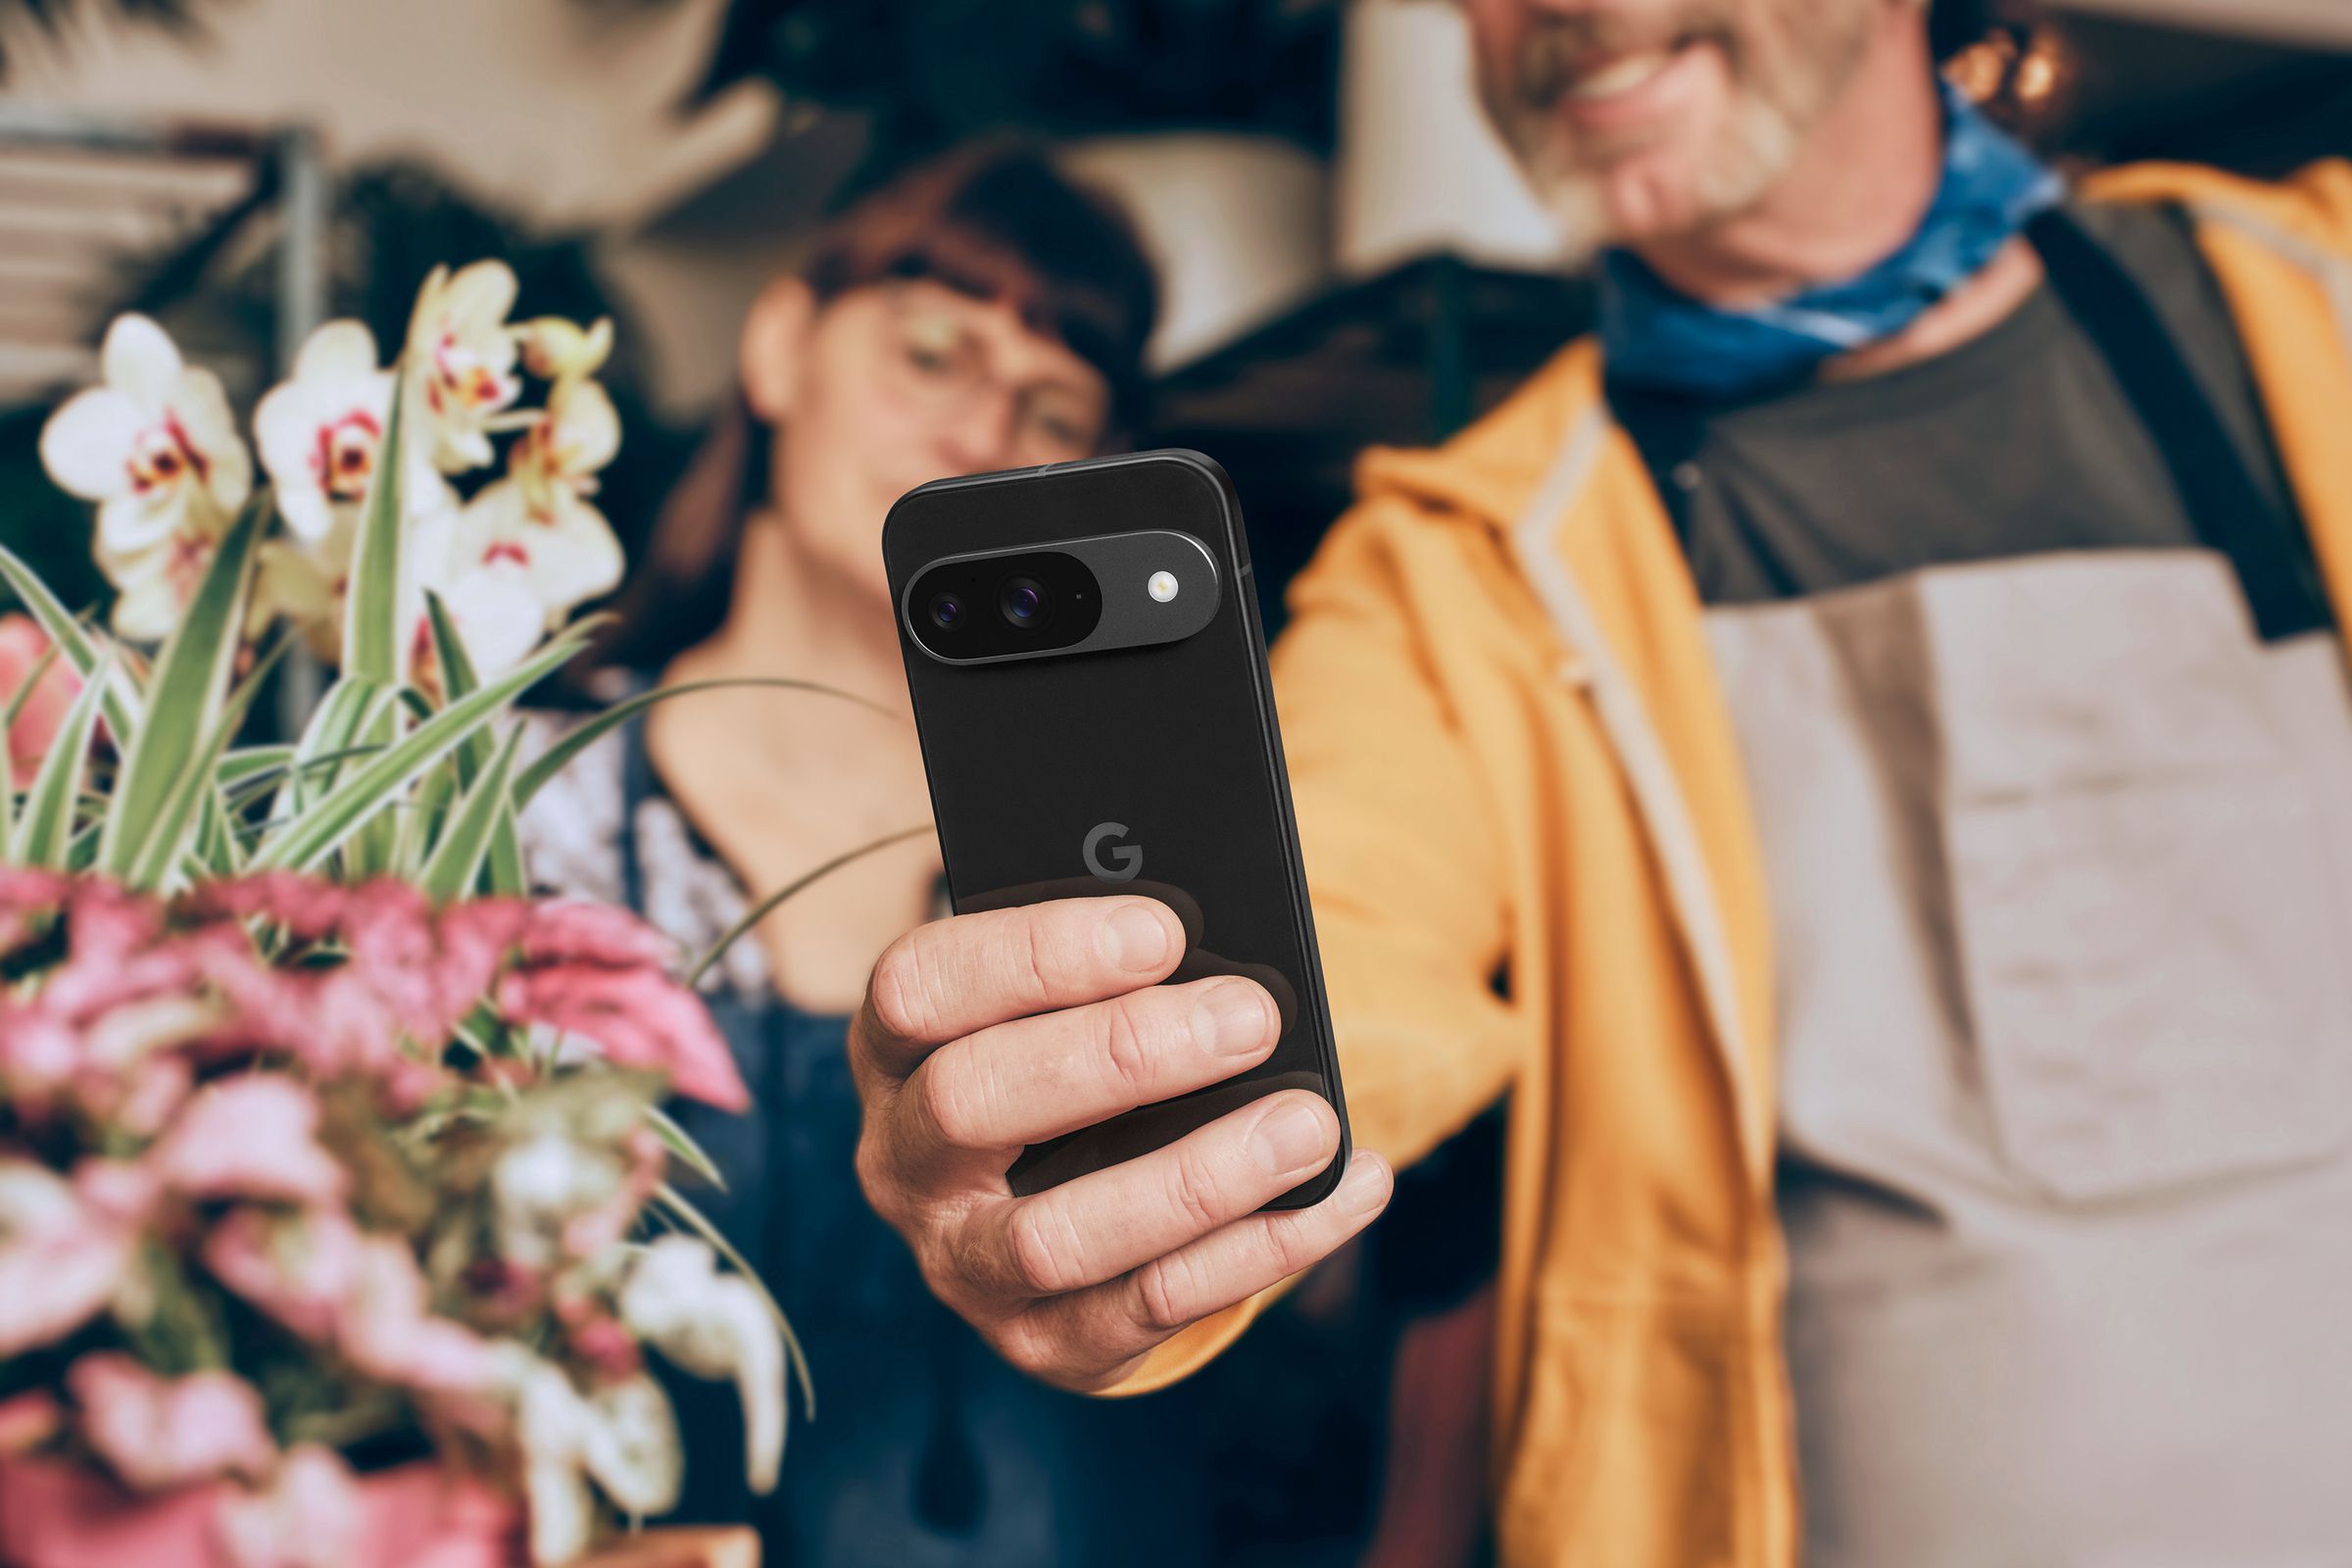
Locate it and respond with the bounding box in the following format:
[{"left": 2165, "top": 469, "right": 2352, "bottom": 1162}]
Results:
[
  {"left": 99, "top": 315, "right": 182, "bottom": 413},
  {"left": 292, "top": 319, "right": 380, "bottom": 384},
  {"left": 37, "top": 388, "right": 142, "bottom": 501},
  {"left": 441, "top": 560, "right": 546, "bottom": 680},
  {"left": 442, "top": 261, "right": 519, "bottom": 338},
  {"left": 172, "top": 367, "right": 253, "bottom": 513},
  {"left": 95, "top": 487, "right": 188, "bottom": 556},
  {"left": 547, "top": 379, "right": 619, "bottom": 479}
]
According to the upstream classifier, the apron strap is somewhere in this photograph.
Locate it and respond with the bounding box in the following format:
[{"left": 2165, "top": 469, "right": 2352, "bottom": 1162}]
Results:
[{"left": 2024, "top": 205, "right": 2331, "bottom": 642}]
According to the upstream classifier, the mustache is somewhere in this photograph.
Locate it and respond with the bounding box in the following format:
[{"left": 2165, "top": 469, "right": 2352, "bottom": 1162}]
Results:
[{"left": 1511, "top": 5, "right": 1737, "bottom": 111}]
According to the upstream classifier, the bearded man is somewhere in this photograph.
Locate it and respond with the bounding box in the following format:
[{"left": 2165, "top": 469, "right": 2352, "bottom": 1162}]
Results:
[{"left": 848, "top": 3, "right": 2352, "bottom": 1562}]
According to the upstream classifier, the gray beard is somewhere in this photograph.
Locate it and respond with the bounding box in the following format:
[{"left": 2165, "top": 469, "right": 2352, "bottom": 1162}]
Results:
[{"left": 1513, "top": 85, "right": 1809, "bottom": 260}]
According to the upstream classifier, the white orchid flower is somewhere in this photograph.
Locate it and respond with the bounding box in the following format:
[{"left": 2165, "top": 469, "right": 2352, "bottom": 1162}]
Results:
[
  {"left": 406, "top": 262, "right": 523, "bottom": 477},
  {"left": 254, "top": 321, "right": 393, "bottom": 546},
  {"left": 618, "top": 1236, "right": 784, "bottom": 1495},
  {"left": 97, "top": 522, "right": 227, "bottom": 643},
  {"left": 41, "top": 315, "right": 253, "bottom": 640},
  {"left": 403, "top": 490, "right": 546, "bottom": 683},
  {"left": 511, "top": 1354, "right": 684, "bottom": 1565},
  {"left": 39, "top": 314, "right": 251, "bottom": 556},
  {"left": 516, "top": 317, "right": 613, "bottom": 386},
  {"left": 491, "top": 1128, "right": 623, "bottom": 1273},
  {"left": 448, "top": 375, "right": 624, "bottom": 628}
]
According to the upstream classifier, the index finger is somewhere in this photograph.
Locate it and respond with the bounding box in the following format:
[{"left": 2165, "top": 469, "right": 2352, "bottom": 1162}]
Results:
[{"left": 856, "top": 897, "right": 1187, "bottom": 1081}]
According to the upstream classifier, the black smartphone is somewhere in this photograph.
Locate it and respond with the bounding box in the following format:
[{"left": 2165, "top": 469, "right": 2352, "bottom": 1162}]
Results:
[{"left": 882, "top": 449, "right": 1349, "bottom": 1209}]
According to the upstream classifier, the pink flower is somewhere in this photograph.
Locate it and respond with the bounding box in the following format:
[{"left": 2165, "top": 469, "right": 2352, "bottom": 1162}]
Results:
[
  {"left": 68, "top": 1353, "right": 275, "bottom": 1492},
  {"left": 182, "top": 871, "right": 351, "bottom": 942},
  {"left": 566, "top": 1314, "right": 642, "bottom": 1385},
  {"left": 213, "top": 1444, "right": 361, "bottom": 1568},
  {"left": 513, "top": 900, "right": 670, "bottom": 971},
  {"left": 152, "top": 1076, "right": 348, "bottom": 1206},
  {"left": 340, "top": 1235, "right": 501, "bottom": 1396},
  {"left": 499, "top": 902, "right": 745, "bottom": 1111},
  {"left": 202, "top": 1206, "right": 365, "bottom": 1343},
  {"left": 0, "top": 866, "right": 69, "bottom": 956},
  {"left": 503, "top": 963, "right": 747, "bottom": 1111},
  {"left": 206, "top": 1210, "right": 503, "bottom": 1402},
  {"left": 459, "top": 1256, "right": 544, "bottom": 1327},
  {"left": 0, "top": 1160, "right": 149, "bottom": 1359},
  {"left": 0, "top": 615, "right": 82, "bottom": 791},
  {"left": 0, "top": 1390, "right": 62, "bottom": 1455},
  {"left": 188, "top": 877, "right": 517, "bottom": 1083}
]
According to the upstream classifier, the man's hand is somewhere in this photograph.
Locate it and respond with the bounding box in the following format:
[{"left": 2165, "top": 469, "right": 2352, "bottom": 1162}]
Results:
[{"left": 849, "top": 896, "right": 1394, "bottom": 1393}]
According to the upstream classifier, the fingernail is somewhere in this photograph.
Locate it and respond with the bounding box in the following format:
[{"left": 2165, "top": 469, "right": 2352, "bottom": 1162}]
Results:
[
  {"left": 1250, "top": 1098, "right": 1331, "bottom": 1177},
  {"left": 1193, "top": 981, "right": 1272, "bottom": 1057},
  {"left": 1101, "top": 903, "right": 1170, "bottom": 972},
  {"left": 1333, "top": 1152, "right": 1392, "bottom": 1215}
]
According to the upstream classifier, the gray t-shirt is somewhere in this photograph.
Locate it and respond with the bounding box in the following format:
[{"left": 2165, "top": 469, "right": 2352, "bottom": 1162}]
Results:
[
  {"left": 1625, "top": 204, "right": 2352, "bottom": 1566},
  {"left": 1639, "top": 201, "right": 2297, "bottom": 611}
]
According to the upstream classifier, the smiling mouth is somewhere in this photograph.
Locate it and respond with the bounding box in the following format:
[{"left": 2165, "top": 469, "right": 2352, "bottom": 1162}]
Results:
[{"left": 1557, "top": 36, "right": 1703, "bottom": 104}]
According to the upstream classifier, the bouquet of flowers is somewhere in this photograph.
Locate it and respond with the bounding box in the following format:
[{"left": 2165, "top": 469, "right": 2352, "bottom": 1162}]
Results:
[{"left": 0, "top": 268, "right": 805, "bottom": 1568}]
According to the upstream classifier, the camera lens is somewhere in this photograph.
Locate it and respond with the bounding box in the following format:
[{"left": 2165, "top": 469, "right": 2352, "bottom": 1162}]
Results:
[
  {"left": 999, "top": 576, "right": 1050, "bottom": 628},
  {"left": 928, "top": 592, "right": 965, "bottom": 630}
]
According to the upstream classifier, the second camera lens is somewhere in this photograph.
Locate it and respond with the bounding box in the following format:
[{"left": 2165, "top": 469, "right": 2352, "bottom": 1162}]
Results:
[
  {"left": 929, "top": 592, "right": 965, "bottom": 630},
  {"left": 999, "top": 576, "right": 1050, "bottom": 628}
]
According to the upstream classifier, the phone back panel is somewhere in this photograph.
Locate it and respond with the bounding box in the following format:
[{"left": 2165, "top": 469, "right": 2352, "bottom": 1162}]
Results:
[{"left": 883, "top": 450, "right": 1348, "bottom": 1207}]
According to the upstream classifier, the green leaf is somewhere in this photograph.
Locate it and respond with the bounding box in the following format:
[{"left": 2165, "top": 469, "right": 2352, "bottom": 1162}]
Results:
[
  {"left": 223, "top": 745, "right": 382, "bottom": 817},
  {"left": 274, "top": 678, "right": 393, "bottom": 824},
  {"left": 193, "top": 782, "right": 233, "bottom": 877},
  {"left": 416, "top": 722, "right": 524, "bottom": 904},
  {"left": 512, "top": 676, "right": 888, "bottom": 814},
  {"left": 423, "top": 591, "right": 493, "bottom": 781},
  {"left": 340, "top": 712, "right": 403, "bottom": 879},
  {"left": 482, "top": 798, "right": 525, "bottom": 897},
  {"left": 654, "top": 1181, "right": 813, "bottom": 1421},
  {"left": 683, "top": 824, "right": 932, "bottom": 989},
  {"left": 248, "top": 629, "right": 591, "bottom": 874},
  {"left": 643, "top": 1102, "right": 725, "bottom": 1192},
  {"left": 342, "top": 369, "right": 409, "bottom": 683},
  {"left": 125, "top": 631, "right": 292, "bottom": 890},
  {"left": 11, "top": 650, "right": 111, "bottom": 869},
  {"left": 218, "top": 745, "right": 295, "bottom": 788},
  {"left": 0, "top": 544, "right": 144, "bottom": 741},
  {"left": 100, "top": 495, "right": 270, "bottom": 879}
]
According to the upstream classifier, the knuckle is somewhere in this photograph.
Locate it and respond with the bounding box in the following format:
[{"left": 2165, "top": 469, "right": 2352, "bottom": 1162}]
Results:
[
  {"left": 1131, "top": 1251, "right": 1200, "bottom": 1336},
  {"left": 852, "top": 1133, "right": 904, "bottom": 1221},
  {"left": 866, "top": 930, "right": 936, "bottom": 1044},
  {"left": 910, "top": 1055, "right": 984, "bottom": 1152},
  {"left": 1256, "top": 1209, "right": 1325, "bottom": 1279},
  {"left": 1096, "top": 993, "right": 1161, "bottom": 1100},
  {"left": 1008, "top": 915, "right": 1058, "bottom": 1009},
  {"left": 1004, "top": 1200, "right": 1085, "bottom": 1298},
  {"left": 1161, "top": 1141, "right": 1230, "bottom": 1237}
]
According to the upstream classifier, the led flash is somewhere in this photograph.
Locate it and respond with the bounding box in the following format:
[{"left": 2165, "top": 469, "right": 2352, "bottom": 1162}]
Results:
[{"left": 1148, "top": 570, "right": 1180, "bottom": 603}]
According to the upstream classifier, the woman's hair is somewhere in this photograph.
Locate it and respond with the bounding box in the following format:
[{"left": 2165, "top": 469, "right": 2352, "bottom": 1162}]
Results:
[{"left": 592, "top": 141, "right": 1159, "bottom": 676}]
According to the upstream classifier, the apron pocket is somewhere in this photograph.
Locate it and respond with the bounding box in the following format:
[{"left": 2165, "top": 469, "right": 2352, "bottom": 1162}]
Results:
[
  {"left": 1947, "top": 771, "right": 2351, "bottom": 1202},
  {"left": 1919, "top": 554, "right": 2352, "bottom": 1203}
]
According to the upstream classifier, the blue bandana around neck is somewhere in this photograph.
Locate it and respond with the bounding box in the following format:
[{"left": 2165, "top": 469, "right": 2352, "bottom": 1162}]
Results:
[{"left": 1597, "top": 80, "right": 2064, "bottom": 400}]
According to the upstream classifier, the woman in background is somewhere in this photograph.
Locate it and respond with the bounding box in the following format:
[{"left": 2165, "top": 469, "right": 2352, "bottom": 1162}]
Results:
[{"left": 522, "top": 143, "right": 1213, "bottom": 1564}]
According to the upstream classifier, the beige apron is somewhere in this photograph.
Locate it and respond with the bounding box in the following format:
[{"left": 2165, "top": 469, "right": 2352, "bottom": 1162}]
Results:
[{"left": 1709, "top": 549, "right": 2352, "bottom": 1566}]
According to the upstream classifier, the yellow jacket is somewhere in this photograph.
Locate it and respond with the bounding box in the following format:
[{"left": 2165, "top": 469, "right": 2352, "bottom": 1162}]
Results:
[{"left": 1112, "top": 162, "right": 2352, "bottom": 1565}]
